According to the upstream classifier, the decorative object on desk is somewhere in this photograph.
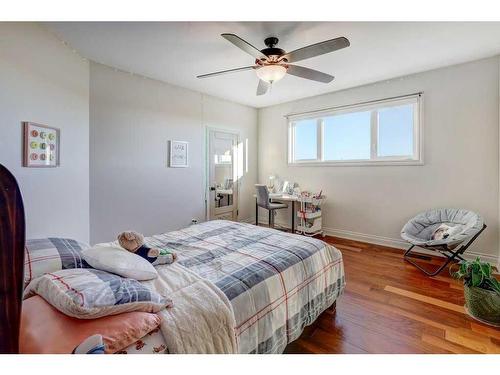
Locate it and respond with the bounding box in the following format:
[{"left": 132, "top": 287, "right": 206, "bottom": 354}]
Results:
[
  {"left": 273, "top": 178, "right": 284, "bottom": 194},
  {"left": 23, "top": 122, "right": 60, "bottom": 168},
  {"left": 450, "top": 257, "right": 500, "bottom": 327},
  {"left": 168, "top": 140, "right": 189, "bottom": 168},
  {"left": 281, "top": 181, "right": 290, "bottom": 194},
  {"left": 281, "top": 181, "right": 296, "bottom": 195},
  {"left": 268, "top": 175, "right": 276, "bottom": 191}
]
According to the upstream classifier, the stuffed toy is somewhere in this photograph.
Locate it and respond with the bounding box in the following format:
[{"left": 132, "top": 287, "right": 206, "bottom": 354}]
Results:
[
  {"left": 430, "top": 223, "right": 461, "bottom": 241},
  {"left": 117, "top": 231, "right": 177, "bottom": 266}
]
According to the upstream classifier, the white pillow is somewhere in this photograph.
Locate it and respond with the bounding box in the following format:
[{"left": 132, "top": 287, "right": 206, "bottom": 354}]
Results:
[{"left": 82, "top": 246, "right": 158, "bottom": 280}]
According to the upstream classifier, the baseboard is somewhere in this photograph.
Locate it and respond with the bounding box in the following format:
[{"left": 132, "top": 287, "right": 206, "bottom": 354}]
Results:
[
  {"left": 256, "top": 218, "right": 293, "bottom": 231},
  {"left": 325, "top": 227, "right": 408, "bottom": 249},
  {"left": 324, "top": 226, "right": 500, "bottom": 266},
  {"left": 239, "top": 217, "right": 255, "bottom": 224}
]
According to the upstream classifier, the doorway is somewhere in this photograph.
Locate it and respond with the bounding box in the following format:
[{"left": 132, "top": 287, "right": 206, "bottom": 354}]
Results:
[{"left": 207, "top": 129, "right": 239, "bottom": 221}]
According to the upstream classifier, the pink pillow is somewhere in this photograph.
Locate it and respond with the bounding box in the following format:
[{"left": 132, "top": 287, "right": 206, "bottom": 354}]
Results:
[{"left": 20, "top": 296, "right": 162, "bottom": 354}]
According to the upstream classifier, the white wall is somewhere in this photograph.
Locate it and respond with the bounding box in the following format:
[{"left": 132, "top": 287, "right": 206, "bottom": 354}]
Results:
[
  {"left": 0, "top": 23, "right": 90, "bottom": 242},
  {"left": 258, "top": 57, "right": 500, "bottom": 263},
  {"left": 89, "top": 62, "right": 257, "bottom": 244}
]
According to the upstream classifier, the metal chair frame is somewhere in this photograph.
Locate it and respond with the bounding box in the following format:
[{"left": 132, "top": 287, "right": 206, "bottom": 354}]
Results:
[{"left": 403, "top": 224, "right": 487, "bottom": 276}]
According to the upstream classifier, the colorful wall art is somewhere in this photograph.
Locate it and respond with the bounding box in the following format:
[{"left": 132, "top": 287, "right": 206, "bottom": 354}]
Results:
[{"left": 23, "top": 122, "right": 60, "bottom": 167}]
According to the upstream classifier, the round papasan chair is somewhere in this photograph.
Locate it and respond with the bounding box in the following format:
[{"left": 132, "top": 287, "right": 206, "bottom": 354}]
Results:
[{"left": 400, "top": 208, "right": 486, "bottom": 276}]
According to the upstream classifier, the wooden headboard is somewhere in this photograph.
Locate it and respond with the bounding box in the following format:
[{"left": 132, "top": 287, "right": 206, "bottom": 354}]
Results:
[{"left": 0, "top": 164, "right": 25, "bottom": 353}]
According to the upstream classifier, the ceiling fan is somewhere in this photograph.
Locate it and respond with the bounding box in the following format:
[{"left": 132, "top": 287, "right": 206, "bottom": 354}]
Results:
[{"left": 197, "top": 33, "right": 350, "bottom": 96}]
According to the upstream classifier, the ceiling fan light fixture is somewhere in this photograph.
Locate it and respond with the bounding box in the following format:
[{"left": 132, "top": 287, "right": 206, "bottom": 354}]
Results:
[{"left": 256, "top": 65, "right": 287, "bottom": 83}]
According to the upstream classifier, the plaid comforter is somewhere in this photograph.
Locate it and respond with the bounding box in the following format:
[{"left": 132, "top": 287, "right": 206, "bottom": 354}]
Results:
[{"left": 145, "top": 220, "right": 345, "bottom": 354}]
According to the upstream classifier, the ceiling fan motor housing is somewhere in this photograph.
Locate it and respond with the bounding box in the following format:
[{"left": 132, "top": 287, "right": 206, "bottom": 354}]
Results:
[
  {"left": 261, "top": 37, "right": 286, "bottom": 61},
  {"left": 264, "top": 37, "right": 279, "bottom": 48}
]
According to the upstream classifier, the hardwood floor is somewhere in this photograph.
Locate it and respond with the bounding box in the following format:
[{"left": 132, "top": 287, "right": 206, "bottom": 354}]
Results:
[{"left": 284, "top": 236, "right": 500, "bottom": 354}]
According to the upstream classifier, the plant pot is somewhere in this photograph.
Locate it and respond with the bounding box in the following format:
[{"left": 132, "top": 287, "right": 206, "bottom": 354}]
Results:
[{"left": 463, "top": 285, "right": 500, "bottom": 327}]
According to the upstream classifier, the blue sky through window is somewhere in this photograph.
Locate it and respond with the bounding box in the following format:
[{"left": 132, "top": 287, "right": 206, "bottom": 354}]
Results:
[
  {"left": 294, "top": 119, "right": 317, "bottom": 160},
  {"left": 324, "top": 111, "right": 371, "bottom": 160},
  {"left": 378, "top": 104, "right": 413, "bottom": 157}
]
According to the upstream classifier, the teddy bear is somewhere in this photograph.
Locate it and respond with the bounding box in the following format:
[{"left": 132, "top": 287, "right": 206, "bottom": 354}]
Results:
[{"left": 117, "top": 231, "right": 177, "bottom": 266}]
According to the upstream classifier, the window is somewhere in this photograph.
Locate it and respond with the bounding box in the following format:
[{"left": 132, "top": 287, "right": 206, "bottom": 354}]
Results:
[
  {"left": 294, "top": 119, "right": 318, "bottom": 161},
  {"left": 288, "top": 94, "right": 422, "bottom": 166},
  {"left": 323, "top": 111, "right": 371, "bottom": 161}
]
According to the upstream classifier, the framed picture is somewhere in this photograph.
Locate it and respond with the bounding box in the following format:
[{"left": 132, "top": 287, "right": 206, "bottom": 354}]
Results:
[
  {"left": 169, "top": 140, "right": 189, "bottom": 168},
  {"left": 23, "top": 122, "right": 60, "bottom": 168}
]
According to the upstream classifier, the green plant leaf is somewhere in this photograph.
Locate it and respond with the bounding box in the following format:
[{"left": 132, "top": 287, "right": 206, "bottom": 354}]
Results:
[
  {"left": 488, "top": 278, "right": 500, "bottom": 294},
  {"left": 450, "top": 257, "right": 499, "bottom": 292},
  {"left": 480, "top": 263, "right": 491, "bottom": 278},
  {"left": 471, "top": 271, "right": 482, "bottom": 287}
]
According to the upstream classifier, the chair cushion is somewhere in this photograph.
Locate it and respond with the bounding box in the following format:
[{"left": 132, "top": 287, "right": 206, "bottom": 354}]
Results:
[
  {"left": 269, "top": 202, "right": 288, "bottom": 209},
  {"left": 401, "top": 208, "right": 484, "bottom": 248}
]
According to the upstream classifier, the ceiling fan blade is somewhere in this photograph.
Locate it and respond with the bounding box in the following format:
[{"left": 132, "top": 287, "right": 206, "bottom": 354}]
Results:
[
  {"left": 285, "top": 64, "right": 334, "bottom": 83},
  {"left": 283, "top": 37, "right": 350, "bottom": 63},
  {"left": 221, "top": 33, "right": 267, "bottom": 61},
  {"left": 197, "top": 65, "right": 256, "bottom": 79},
  {"left": 256, "top": 79, "right": 270, "bottom": 96}
]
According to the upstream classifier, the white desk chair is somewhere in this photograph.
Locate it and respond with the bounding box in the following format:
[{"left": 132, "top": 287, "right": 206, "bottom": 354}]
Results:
[{"left": 255, "top": 184, "right": 288, "bottom": 228}]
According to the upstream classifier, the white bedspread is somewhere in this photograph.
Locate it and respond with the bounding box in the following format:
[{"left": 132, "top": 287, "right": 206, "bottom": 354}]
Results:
[{"left": 141, "top": 263, "right": 237, "bottom": 354}]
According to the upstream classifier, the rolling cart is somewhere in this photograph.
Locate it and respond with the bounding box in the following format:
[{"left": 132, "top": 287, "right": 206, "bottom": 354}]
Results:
[{"left": 296, "top": 195, "right": 326, "bottom": 237}]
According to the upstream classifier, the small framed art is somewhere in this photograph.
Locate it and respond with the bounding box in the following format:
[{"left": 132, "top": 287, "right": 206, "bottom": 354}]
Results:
[
  {"left": 169, "top": 140, "right": 189, "bottom": 168},
  {"left": 23, "top": 122, "right": 60, "bottom": 168}
]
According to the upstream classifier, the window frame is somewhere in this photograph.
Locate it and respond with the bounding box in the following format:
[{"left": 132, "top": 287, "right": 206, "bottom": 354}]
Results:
[{"left": 287, "top": 93, "right": 423, "bottom": 167}]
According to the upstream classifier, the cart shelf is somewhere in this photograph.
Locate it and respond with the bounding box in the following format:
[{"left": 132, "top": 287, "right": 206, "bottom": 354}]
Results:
[{"left": 297, "top": 211, "right": 322, "bottom": 219}]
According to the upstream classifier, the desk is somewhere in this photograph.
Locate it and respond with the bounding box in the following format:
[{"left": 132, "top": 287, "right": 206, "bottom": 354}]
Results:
[{"left": 254, "top": 193, "right": 298, "bottom": 232}]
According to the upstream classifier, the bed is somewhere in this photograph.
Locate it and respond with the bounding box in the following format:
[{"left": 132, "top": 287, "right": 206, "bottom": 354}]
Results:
[{"left": 0, "top": 164, "right": 345, "bottom": 354}]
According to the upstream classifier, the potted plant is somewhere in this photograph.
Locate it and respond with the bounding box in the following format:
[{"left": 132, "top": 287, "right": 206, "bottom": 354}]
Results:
[{"left": 451, "top": 257, "right": 500, "bottom": 326}]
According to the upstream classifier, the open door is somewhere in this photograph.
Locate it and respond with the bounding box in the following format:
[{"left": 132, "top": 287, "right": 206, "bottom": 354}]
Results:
[{"left": 207, "top": 129, "right": 239, "bottom": 221}]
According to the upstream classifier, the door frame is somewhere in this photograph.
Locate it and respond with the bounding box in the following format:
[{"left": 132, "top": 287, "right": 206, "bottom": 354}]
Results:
[{"left": 205, "top": 126, "right": 241, "bottom": 221}]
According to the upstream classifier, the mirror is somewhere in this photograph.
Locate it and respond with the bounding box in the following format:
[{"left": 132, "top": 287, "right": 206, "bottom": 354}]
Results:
[{"left": 213, "top": 136, "right": 234, "bottom": 208}]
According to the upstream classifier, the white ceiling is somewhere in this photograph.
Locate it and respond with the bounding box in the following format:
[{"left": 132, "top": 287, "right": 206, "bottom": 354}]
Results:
[{"left": 45, "top": 22, "right": 500, "bottom": 108}]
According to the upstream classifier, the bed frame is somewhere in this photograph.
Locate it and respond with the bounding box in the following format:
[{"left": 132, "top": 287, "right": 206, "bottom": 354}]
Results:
[{"left": 0, "top": 164, "right": 26, "bottom": 353}]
